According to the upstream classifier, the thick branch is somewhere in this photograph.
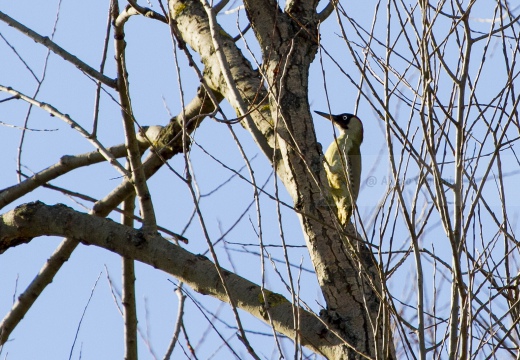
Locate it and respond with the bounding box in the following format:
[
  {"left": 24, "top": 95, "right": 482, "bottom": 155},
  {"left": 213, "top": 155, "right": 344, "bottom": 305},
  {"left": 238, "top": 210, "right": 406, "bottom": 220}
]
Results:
[
  {"left": 169, "top": 0, "right": 277, "bottom": 163},
  {"left": 242, "top": 0, "right": 281, "bottom": 51},
  {"left": 0, "top": 202, "right": 343, "bottom": 359}
]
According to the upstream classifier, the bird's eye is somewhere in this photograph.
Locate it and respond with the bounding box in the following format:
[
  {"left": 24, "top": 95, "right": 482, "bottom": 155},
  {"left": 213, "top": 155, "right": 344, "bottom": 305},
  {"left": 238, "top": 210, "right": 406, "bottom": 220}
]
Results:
[{"left": 343, "top": 115, "right": 348, "bottom": 120}]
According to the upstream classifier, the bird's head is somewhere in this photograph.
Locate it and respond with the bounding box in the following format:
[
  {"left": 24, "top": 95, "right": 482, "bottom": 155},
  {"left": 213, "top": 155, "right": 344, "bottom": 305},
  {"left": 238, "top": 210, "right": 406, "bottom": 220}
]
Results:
[{"left": 314, "top": 111, "right": 364, "bottom": 144}]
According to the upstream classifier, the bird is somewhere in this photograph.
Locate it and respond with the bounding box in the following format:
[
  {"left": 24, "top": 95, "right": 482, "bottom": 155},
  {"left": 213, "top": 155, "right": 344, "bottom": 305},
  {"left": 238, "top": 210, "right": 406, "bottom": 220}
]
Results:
[{"left": 315, "top": 111, "right": 364, "bottom": 226}]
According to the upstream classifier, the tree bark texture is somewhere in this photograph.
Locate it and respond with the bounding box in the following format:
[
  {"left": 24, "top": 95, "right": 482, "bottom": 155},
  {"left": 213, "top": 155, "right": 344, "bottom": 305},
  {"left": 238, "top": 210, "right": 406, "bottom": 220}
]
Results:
[
  {"left": 168, "top": 1, "right": 392, "bottom": 358},
  {"left": 1, "top": 202, "right": 343, "bottom": 359}
]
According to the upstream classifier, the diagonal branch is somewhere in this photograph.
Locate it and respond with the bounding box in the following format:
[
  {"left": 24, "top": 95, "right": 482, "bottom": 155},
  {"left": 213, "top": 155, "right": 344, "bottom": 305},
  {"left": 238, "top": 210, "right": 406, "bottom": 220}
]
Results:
[
  {"left": 92, "top": 84, "right": 222, "bottom": 216},
  {"left": 0, "top": 87, "right": 218, "bottom": 348},
  {"left": 0, "top": 202, "right": 344, "bottom": 359},
  {"left": 0, "top": 11, "right": 117, "bottom": 88},
  {"left": 0, "top": 85, "right": 130, "bottom": 177},
  {"left": 0, "top": 237, "right": 79, "bottom": 346},
  {"left": 0, "top": 144, "right": 128, "bottom": 209}
]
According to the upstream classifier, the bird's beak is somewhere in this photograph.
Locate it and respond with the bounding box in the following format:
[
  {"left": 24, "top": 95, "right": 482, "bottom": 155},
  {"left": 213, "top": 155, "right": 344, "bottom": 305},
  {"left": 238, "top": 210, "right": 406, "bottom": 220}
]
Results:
[{"left": 314, "top": 110, "right": 334, "bottom": 121}]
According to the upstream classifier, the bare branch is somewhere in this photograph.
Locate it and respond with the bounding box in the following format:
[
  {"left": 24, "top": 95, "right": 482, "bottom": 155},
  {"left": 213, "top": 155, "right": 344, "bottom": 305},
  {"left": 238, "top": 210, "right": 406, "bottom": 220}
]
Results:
[
  {"left": 0, "top": 144, "right": 128, "bottom": 209},
  {"left": 0, "top": 237, "right": 79, "bottom": 345},
  {"left": 122, "top": 190, "right": 138, "bottom": 360},
  {"left": 0, "top": 11, "right": 117, "bottom": 88},
  {"left": 113, "top": 4, "right": 157, "bottom": 233},
  {"left": 213, "top": 0, "right": 230, "bottom": 14},
  {"left": 91, "top": 84, "right": 222, "bottom": 217},
  {"left": 0, "top": 202, "right": 345, "bottom": 359},
  {"left": 0, "top": 85, "right": 130, "bottom": 177},
  {"left": 316, "top": 1, "right": 337, "bottom": 22},
  {"left": 162, "top": 285, "right": 186, "bottom": 359}
]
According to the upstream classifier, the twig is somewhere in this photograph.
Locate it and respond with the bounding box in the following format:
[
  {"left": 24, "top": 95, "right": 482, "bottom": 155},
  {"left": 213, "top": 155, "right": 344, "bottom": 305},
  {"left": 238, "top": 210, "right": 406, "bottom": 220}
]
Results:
[
  {"left": 0, "top": 85, "right": 130, "bottom": 177},
  {"left": 0, "top": 11, "right": 117, "bottom": 88},
  {"left": 162, "top": 285, "right": 186, "bottom": 359}
]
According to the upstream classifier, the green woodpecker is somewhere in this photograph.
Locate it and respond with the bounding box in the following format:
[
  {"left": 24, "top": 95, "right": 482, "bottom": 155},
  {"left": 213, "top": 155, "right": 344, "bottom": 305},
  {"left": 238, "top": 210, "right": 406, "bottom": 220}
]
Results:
[{"left": 315, "top": 111, "right": 363, "bottom": 226}]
